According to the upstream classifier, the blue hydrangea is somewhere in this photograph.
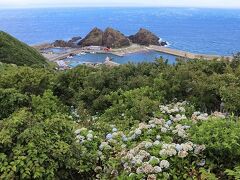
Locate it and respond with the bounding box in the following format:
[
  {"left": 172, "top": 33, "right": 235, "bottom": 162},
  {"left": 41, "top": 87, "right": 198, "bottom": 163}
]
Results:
[{"left": 106, "top": 133, "right": 113, "bottom": 140}]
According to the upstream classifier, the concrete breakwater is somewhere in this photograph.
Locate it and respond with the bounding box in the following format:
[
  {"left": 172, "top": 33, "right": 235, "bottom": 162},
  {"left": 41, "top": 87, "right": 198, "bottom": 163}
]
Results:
[{"left": 148, "top": 45, "right": 233, "bottom": 60}]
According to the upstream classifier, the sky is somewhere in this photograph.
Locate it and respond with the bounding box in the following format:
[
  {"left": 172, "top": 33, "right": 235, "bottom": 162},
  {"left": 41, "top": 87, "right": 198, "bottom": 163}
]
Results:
[{"left": 1, "top": 0, "right": 240, "bottom": 9}]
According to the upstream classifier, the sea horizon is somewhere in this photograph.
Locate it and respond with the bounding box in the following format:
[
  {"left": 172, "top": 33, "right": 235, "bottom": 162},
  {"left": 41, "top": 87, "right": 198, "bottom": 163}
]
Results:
[
  {"left": 1, "top": 7, "right": 240, "bottom": 55},
  {"left": 1, "top": 6, "right": 240, "bottom": 10}
]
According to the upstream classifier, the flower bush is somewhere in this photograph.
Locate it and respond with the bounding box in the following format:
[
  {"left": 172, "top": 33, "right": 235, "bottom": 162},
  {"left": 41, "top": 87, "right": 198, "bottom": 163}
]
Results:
[{"left": 72, "top": 102, "right": 222, "bottom": 179}]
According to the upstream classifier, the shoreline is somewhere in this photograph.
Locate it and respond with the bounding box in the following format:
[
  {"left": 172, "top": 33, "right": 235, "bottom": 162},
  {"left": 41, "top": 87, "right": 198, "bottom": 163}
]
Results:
[{"left": 34, "top": 43, "right": 233, "bottom": 62}]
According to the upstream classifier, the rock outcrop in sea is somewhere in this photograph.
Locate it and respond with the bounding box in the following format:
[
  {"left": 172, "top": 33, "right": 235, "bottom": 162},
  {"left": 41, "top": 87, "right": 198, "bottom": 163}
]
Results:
[
  {"left": 129, "top": 28, "right": 160, "bottom": 46},
  {"left": 53, "top": 27, "right": 167, "bottom": 48},
  {"left": 53, "top": 40, "right": 69, "bottom": 47},
  {"left": 102, "top": 28, "right": 130, "bottom": 48},
  {"left": 78, "top": 27, "right": 130, "bottom": 48},
  {"left": 78, "top": 27, "right": 104, "bottom": 47},
  {"left": 53, "top": 36, "right": 82, "bottom": 47}
]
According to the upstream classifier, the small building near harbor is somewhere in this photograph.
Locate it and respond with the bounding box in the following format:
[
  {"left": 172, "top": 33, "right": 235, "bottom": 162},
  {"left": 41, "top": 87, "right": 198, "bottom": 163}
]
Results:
[
  {"left": 56, "top": 60, "right": 68, "bottom": 70},
  {"left": 84, "top": 46, "right": 102, "bottom": 51},
  {"left": 103, "top": 56, "right": 119, "bottom": 67}
]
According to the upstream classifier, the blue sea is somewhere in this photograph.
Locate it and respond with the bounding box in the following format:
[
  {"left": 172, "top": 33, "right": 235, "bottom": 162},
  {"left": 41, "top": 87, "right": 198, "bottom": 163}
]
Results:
[
  {"left": 0, "top": 7, "right": 240, "bottom": 58},
  {"left": 65, "top": 51, "right": 177, "bottom": 67}
]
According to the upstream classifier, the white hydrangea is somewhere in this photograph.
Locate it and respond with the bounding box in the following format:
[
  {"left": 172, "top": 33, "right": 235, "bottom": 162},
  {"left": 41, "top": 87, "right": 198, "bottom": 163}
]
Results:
[
  {"left": 147, "top": 174, "right": 157, "bottom": 180},
  {"left": 159, "top": 144, "right": 177, "bottom": 157},
  {"left": 74, "top": 129, "right": 81, "bottom": 135},
  {"left": 153, "top": 166, "right": 162, "bottom": 173},
  {"left": 156, "top": 135, "right": 161, "bottom": 140},
  {"left": 99, "top": 142, "right": 111, "bottom": 150},
  {"left": 153, "top": 140, "right": 161, "bottom": 146},
  {"left": 138, "top": 162, "right": 154, "bottom": 174},
  {"left": 178, "top": 150, "right": 188, "bottom": 158},
  {"left": 145, "top": 142, "right": 153, "bottom": 149},
  {"left": 86, "top": 133, "right": 93, "bottom": 139},
  {"left": 182, "top": 142, "right": 193, "bottom": 151},
  {"left": 139, "top": 123, "right": 149, "bottom": 130},
  {"left": 160, "top": 160, "right": 170, "bottom": 169},
  {"left": 135, "top": 128, "right": 142, "bottom": 135},
  {"left": 161, "top": 127, "right": 168, "bottom": 133},
  {"left": 194, "top": 144, "right": 206, "bottom": 154},
  {"left": 112, "top": 132, "right": 118, "bottom": 138},
  {"left": 112, "top": 127, "right": 118, "bottom": 132}
]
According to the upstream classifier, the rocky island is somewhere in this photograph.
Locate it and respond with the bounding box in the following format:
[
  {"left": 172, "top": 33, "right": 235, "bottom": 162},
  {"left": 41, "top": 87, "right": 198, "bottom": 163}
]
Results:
[
  {"left": 51, "top": 27, "right": 167, "bottom": 48},
  {"left": 129, "top": 28, "right": 167, "bottom": 46}
]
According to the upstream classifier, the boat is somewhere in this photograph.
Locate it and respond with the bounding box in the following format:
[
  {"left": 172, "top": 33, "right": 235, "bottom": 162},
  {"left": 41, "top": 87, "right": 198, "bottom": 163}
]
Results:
[
  {"left": 77, "top": 52, "right": 87, "bottom": 55},
  {"left": 67, "top": 55, "right": 73, "bottom": 59},
  {"left": 90, "top": 51, "right": 96, "bottom": 54}
]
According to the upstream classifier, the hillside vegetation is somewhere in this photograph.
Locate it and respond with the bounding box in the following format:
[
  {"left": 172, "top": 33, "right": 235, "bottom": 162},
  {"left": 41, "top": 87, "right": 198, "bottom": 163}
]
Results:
[
  {"left": 0, "top": 31, "right": 48, "bottom": 67},
  {"left": 1, "top": 53, "right": 240, "bottom": 179}
]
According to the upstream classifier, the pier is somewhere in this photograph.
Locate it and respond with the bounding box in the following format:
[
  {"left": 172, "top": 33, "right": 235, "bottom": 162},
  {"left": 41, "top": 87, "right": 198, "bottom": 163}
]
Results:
[{"left": 147, "top": 45, "right": 233, "bottom": 60}]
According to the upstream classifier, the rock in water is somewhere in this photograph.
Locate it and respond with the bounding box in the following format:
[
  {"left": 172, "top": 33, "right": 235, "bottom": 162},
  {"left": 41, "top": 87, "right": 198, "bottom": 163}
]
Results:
[
  {"left": 69, "top": 36, "right": 82, "bottom": 43},
  {"left": 68, "top": 36, "right": 82, "bottom": 46},
  {"left": 102, "top": 28, "right": 130, "bottom": 48},
  {"left": 53, "top": 40, "right": 69, "bottom": 47},
  {"left": 78, "top": 27, "right": 104, "bottom": 46},
  {"left": 53, "top": 37, "right": 82, "bottom": 48},
  {"left": 129, "top": 28, "right": 160, "bottom": 46}
]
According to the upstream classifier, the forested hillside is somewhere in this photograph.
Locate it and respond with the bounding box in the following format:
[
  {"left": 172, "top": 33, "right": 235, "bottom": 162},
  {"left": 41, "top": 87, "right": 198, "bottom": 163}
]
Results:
[{"left": 0, "top": 31, "right": 48, "bottom": 67}]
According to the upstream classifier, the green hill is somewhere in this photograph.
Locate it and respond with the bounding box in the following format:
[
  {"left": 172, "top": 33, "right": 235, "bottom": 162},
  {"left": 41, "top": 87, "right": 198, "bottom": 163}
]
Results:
[{"left": 0, "top": 31, "right": 48, "bottom": 67}]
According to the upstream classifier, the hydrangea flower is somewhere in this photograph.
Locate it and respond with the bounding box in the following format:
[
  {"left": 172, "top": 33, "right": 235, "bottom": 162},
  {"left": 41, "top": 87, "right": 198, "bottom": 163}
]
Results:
[
  {"left": 106, "top": 133, "right": 113, "bottom": 140},
  {"left": 160, "top": 160, "right": 170, "bottom": 169},
  {"left": 86, "top": 133, "right": 93, "bottom": 139},
  {"left": 74, "top": 129, "right": 81, "bottom": 135},
  {"left": 147, "top": 174, "right": 157, "bottom": 180},
  {"left": 197, "top": 159, "right": 206, "bottom": 166},
  {"left": 145, "top": 142, "right": 153, "bottom": 149},
  {"left": 175, "top": 144, "right": 183, "bottom": 152},
  {"left": 99, "top": 142, "right": 111, "bottom": 150},
  {"left": 112, "top": 127, "right": 118, "bottom": 132},
  {"left": 153, "top": 166, "right": 162, "bottom": 173},
  {"left": 149, "top": 156, "right": 160, "bottom": 165},
  {"left": 194, "top": 144, "right": 206, "bottom": 154},
  {"left": 122, "top": 136, "right": 128, "bottom": 142},
  {"left": 156, "top": 135, "right": 161, "bottom": 140},
  {"left": 161, "top": 127, "right": 167, "bottom": 133},
  {"left": 178, "top": 150, "right": 188, "bottom": 158},
  {"left": 135, "top": 128, "right": 142, "bottom": 135},
  {"left": 153, "top": 140, "right": 160, "bottom": 146},
  {"left": 166, "top": 120, "right": 172, "bottom": 126}
]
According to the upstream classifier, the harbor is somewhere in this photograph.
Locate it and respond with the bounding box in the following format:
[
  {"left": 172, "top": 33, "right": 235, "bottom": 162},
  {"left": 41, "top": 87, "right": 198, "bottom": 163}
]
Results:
[{"left": 35, "top": 43, "right": 233, "bottom": 63}]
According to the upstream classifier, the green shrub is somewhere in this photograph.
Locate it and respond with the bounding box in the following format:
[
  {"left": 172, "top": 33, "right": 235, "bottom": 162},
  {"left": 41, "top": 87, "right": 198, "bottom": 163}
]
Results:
[{"left": 189, "top": 118, "right": 240, "bottom": 172}]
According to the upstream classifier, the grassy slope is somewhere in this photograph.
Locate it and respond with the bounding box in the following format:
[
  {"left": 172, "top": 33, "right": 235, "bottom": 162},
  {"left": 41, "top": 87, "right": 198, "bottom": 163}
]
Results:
[{"left": 0, "top": 31, "right": 48, "bottom": 67}]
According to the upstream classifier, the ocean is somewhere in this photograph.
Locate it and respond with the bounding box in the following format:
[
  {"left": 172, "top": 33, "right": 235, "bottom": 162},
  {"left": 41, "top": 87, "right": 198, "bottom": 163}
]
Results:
[{"left": 0, "top": 7, "right": 240, "bottom": 56}]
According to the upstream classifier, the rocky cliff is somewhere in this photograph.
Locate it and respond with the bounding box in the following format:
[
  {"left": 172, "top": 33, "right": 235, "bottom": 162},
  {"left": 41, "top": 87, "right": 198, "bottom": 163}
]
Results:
[
  {"left": 78, "top": 27, "right": 103, "bottom": 47},
  {"left": 129, "top": 28, "right": 160, "bottom": 46},
  {"left": 102, "top": 28, "right": 130, "bottom": 48}
]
